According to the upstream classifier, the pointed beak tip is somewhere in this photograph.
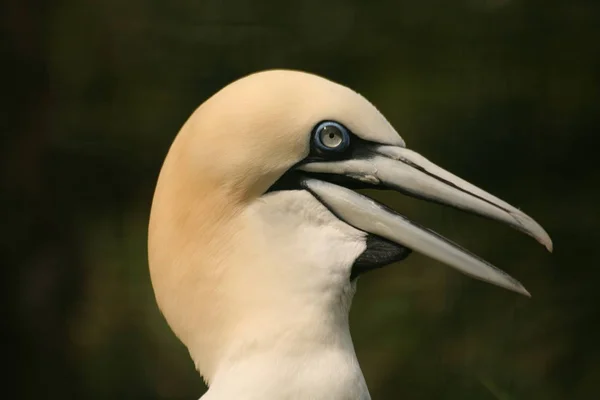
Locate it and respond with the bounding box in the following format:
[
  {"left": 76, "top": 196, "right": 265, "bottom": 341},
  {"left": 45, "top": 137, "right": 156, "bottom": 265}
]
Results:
[
  {"left": 511, "top": 212, "right": 553, "bottom": 253},
  {"left": 499, "top": 278, "right": 531, "bottom": 298},
  {"left": 508, "top": 282, "right": 531, "bottom": 298},
  {"left": 536, "top": 230, "right": 553, "bottom": 253},
  {"left": 521, "top": 287, "right": 532, "bottom": 298}
]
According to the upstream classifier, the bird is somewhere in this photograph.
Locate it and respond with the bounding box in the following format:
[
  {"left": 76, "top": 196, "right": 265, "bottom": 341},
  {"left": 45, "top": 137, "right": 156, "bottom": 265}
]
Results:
[{"left": 148, "top": 69, "right": 552, "bottom": 400}]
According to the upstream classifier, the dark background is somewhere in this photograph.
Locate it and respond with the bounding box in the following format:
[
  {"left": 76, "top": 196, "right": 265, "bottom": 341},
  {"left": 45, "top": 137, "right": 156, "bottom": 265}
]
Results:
[{"left": 3, "top": 0, "right": 599, "bottom": 399}]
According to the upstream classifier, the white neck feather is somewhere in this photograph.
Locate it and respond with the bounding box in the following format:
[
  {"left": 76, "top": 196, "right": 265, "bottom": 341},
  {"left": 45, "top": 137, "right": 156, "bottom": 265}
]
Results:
[
  {"left": 201, "top": 330, "right": 370, "bottom": 400},
  {"left": 197, "top": 191, "right": 371, "bottom": 399}
]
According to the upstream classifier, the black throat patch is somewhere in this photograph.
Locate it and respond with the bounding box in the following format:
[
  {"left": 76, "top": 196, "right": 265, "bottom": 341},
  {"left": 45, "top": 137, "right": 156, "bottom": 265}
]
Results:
[{"left": 351, "top": 234, "right": 412, "bottom": 280}]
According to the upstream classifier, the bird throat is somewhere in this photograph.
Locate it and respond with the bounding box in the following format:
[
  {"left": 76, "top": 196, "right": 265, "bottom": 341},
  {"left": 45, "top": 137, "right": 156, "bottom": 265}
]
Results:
[{"left": 351, "top": 234, "right": 412, "bottom": 280}]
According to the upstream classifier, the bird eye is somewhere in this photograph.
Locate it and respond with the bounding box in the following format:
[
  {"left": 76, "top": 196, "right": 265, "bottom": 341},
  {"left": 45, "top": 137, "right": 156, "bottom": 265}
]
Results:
[{"left": 313, "top": 121, "right": 350, "bottom": 152}]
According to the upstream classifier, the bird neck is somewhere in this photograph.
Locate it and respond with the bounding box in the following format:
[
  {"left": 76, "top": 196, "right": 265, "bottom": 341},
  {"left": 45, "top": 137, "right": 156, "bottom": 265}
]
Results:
[{"left": 201, "top": 331, "right": 371, "bottom": 400}]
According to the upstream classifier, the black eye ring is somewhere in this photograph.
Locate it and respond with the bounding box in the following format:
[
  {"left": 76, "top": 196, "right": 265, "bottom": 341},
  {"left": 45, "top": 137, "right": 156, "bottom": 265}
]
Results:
[{"left": 313, "top": 121, "right": 351, "bottom": 153}]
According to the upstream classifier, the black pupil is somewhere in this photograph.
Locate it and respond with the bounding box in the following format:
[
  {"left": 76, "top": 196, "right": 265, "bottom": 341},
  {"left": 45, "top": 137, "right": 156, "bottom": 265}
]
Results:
[{"left": 322, "top": 125, "right": 341, "bottom": 145}]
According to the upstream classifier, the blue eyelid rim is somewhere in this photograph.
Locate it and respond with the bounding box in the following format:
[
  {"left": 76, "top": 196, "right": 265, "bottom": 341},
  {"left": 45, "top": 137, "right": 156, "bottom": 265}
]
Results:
[{"left": 313, "top": 121, "right": 351, "bottom": 152}]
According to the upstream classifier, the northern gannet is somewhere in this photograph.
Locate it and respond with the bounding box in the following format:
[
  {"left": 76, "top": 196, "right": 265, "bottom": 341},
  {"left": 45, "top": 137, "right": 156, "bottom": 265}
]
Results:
[{"left": 148, "top": 70, "right": 552, "bottom": 400}]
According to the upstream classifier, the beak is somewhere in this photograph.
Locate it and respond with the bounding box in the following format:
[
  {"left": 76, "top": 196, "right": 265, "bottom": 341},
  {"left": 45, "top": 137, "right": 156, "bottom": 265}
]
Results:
[{"left": 299, "top": 145, "right": 552, "bottom": 296}]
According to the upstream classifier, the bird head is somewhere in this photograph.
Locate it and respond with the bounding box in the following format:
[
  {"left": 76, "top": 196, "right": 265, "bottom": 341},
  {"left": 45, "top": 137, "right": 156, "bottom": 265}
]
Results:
[{"left": 148, "top": 69, "right": 551, "bottom": 385}]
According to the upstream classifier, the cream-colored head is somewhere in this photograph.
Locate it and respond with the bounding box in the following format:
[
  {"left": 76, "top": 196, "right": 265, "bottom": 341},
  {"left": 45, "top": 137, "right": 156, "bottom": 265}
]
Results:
[
  {"left": 148, "top": 70, "right": 401, "bottom": 393},
  {"left": 148, "top": 70, "right": 551, "bottom": 399}
]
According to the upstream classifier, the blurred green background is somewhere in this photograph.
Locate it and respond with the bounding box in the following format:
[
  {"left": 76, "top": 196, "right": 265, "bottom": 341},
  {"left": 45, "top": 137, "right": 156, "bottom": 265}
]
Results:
[{"left": 4, "top": 0, "right": 599, "bottom": 399}]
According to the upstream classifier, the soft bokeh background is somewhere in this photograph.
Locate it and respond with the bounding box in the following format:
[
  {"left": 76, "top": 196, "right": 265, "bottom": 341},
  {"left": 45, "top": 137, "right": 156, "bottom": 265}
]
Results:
[{"left": 4, "top": 0, "right": 599, "bottom": 399}]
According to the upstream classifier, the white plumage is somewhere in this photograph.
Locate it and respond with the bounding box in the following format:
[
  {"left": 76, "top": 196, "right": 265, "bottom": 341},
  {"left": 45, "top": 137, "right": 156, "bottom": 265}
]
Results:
[{"left": 148, "top": 70, "right": 551, "bottom": 399}]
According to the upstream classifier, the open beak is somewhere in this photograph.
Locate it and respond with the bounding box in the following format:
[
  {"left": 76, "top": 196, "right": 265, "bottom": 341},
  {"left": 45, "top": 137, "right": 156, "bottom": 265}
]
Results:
[{"left": 299, "top": 144, "right": 552, "bottom": 296}]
